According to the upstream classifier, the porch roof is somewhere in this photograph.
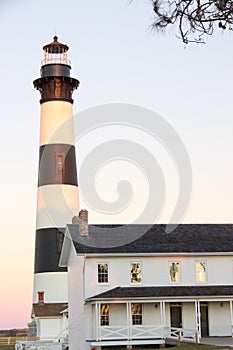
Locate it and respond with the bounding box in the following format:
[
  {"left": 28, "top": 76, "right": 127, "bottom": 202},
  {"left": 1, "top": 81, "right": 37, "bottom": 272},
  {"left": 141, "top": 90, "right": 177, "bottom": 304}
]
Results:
[
  {"left": 88, "top": 285, "right": 233, "bottom": 300},
  {"left": 68, "top": 223, "right": 233, "bottom": 255},
  {"left": 32, "top": 303, "right": 68, "bottom": 317}
]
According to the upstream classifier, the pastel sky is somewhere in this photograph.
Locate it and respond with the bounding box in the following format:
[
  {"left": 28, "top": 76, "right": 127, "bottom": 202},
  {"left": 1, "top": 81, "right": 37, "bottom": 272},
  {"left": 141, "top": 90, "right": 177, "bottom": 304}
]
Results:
[{"left": 0, "top": 0, "right": 232, "bottom": 329}]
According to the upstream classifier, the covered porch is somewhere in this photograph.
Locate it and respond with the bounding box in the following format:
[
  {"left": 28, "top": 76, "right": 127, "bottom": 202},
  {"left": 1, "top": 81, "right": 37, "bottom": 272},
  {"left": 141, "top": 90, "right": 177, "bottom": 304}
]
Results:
[{"left": 86, "top": 286, "right": 233, "bottom": 347}]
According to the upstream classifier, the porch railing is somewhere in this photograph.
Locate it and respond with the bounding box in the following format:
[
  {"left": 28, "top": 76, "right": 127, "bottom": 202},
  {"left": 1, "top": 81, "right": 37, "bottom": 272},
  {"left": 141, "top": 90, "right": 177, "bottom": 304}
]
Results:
[
  {"left": 164, "top": 326, "right": 197, "bottom": 343},
  {"left": 98, "top": 326, "right": 129, "bottom": 340},
  {"left": 131, "top": 325, "right": 164, "bottom": 339},
  {"left": 97, "top": 325, "right": 197, "bottom": 342}
]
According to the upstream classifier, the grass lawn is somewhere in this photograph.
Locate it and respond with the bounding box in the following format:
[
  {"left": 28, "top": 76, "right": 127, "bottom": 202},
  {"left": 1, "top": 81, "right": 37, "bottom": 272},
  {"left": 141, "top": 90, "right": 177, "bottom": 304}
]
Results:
[
  {"left": 104, "top": 344, "right": 233, "bottom": 350},
  {"left": 167, "top": 345, "right": 232, "bottom": 350},
  {"left": 0, "top": 347, "right": 15, "bottom": 350}
]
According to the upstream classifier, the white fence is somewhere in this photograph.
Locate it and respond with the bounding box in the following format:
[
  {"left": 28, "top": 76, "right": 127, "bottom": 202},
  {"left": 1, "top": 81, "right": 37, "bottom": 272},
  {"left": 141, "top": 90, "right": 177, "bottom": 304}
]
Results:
[{"left": 15, "top": 340, "right": 66, "bottom": 350}]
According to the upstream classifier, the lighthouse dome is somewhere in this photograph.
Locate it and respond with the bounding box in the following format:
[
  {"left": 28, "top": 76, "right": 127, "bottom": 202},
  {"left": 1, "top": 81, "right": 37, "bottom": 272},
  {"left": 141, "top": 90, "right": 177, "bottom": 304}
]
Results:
[{"left": 43, "top": 35, "right": 69, "bottom": 54}]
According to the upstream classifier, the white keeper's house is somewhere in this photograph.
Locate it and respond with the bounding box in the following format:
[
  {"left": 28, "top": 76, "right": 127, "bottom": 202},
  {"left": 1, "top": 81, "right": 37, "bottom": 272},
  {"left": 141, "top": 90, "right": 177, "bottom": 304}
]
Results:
[{"left": 59, "top": 211, "right": 233, "bottom": 350}]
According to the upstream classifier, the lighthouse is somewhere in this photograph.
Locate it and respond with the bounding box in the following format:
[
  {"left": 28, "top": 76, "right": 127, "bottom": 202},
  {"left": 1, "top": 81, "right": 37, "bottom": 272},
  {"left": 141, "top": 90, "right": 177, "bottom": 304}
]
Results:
[{"left": 32, "top": 36, "right": 79, "bottom": 312}]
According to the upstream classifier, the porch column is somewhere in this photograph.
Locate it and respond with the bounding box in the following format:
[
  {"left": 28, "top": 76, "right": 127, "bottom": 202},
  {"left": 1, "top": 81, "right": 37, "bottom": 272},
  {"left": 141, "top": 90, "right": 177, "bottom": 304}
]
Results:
[
  {"left": 160, "top": 301, "right": 165, "bottom": 339},
  {"left": 126, "top": 302, "right": 130, "bottom": 340},
  {"left": 128, "top": 302, "right": 132, "bottom": 340},
  {"left": 195, "top": 300, "right": 201, "bottom": 340},
  {"left": 230, "top": 300, "right": 233, "bottom": 337},
  {"left": 96, "top": 302, "right": 100, "bottom": 341},
  {"left": 160, "top": 302, "right": 163, "bottom": 324},
  {"left": 162, "top": 301, "right": 166, "bottom": 325}
]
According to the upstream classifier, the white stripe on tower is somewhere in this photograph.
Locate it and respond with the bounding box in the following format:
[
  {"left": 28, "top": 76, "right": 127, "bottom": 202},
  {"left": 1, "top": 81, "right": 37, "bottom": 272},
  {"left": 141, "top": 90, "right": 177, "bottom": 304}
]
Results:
[{"left": 32, "top": 36, "right": 79, "bottom": 304}]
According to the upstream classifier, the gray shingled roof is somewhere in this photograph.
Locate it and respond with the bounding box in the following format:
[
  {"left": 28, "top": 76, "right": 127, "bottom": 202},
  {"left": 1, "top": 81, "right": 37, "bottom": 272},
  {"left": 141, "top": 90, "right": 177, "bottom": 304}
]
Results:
[
  {"left": 88, "top": 285, "right": 233, "bottom": 300},
  {"left": 67, "top": 224, "right": 233, "bottom": 254}
]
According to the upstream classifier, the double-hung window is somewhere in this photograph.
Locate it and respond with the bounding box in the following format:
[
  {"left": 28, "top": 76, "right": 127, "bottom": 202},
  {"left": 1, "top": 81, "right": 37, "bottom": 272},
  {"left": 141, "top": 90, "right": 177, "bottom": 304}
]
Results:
[
  {"left": 132, "top": 304, "right": 142, "bottom": 325},
  {"left": 98, "top": 263, "right": 108, "bottom": 283},
  {"left": 130, "top": 262, "right": 142, "bottom": 283},
  {"left": 195, "top": 261, "right": 206, "bottom": 282},
  {"left": 169, "top": 262, "right": 180, "bottom": 282},
  {"left": 100, "top": 304, "right": 109, "bottom": 326}
]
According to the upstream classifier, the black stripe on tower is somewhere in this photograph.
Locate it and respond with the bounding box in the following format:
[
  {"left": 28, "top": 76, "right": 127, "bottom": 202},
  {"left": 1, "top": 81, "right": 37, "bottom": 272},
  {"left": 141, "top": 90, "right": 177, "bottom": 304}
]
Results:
[
  {"left": 33, "top": 75, "right": 79, "bottom": 104},
  {"left": 38, "top": 144, "right": 78, "bottom": 186},
  {"left": 34, "top": 228, "right": 67, "bottom": 273}
]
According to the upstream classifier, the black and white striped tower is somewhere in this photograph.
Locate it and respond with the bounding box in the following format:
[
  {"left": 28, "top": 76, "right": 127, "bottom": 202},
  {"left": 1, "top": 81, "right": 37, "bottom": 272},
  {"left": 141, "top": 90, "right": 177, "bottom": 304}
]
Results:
[{"left": 33, "top": 36, "right": 79, "bottom": 304}]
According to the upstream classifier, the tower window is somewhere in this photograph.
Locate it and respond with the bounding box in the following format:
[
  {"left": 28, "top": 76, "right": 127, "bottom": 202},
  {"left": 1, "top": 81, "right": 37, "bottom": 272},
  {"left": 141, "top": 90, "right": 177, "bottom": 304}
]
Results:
[
  {"left": 100, "top": 304, "right": 109, "bottom": 326},
  {"left": 55, "top": 153, "right": 65, "bottom": 182},
  {"left": 56, "top": 231, "right": 64, "bottom": 254},
  {"left": 98, "top": 263, "right": 108, "bottom": 283},
  {"left": 130, "top": 262, "right": 142, "bottom": 283}
]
